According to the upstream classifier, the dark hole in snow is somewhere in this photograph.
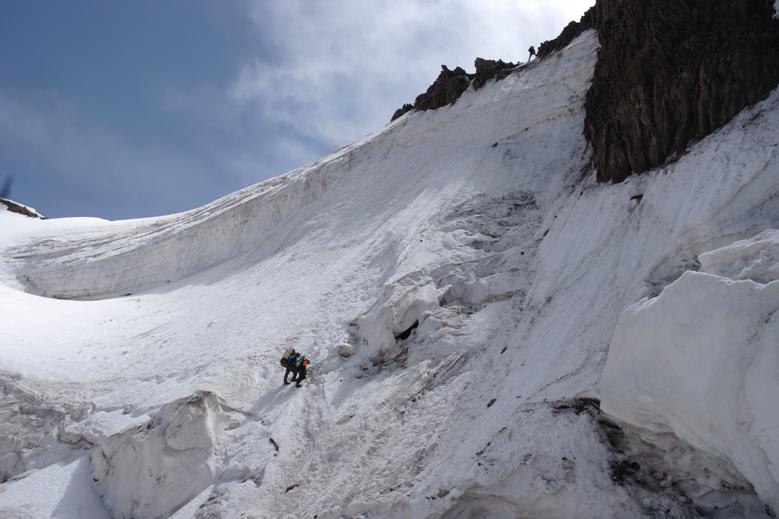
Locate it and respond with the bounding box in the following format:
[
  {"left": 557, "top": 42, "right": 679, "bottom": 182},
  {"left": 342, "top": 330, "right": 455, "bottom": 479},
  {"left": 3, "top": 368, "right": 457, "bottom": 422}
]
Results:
[
  {"left": 285, "top": 484, "right": 299, "bottom": 493},
  {"left": 542, "top": 229, "right": 549, "bottom": 237},
  {"left": 487, "top": 398, "right": 496, "bottom": 408},
  {"left": 394, "top": 319, "right": 419, "bottom": 341},
  {"left": 630, "top": 194, "right": 644, "bottom": 203},
  {"left": 610, "top": 459, "right": 641, "bottom": 485},
  {"left": 491, "top": 142, "right": 498, "bottom": 147},
  {"left": 598, "top": 418, "right": 626, "bottom": 454},
  {"left": 500, "top": 346, "right": 507, "bottom": 354},
  {"left": 269, "top": 438, "right": 279, "bottom": 452}
]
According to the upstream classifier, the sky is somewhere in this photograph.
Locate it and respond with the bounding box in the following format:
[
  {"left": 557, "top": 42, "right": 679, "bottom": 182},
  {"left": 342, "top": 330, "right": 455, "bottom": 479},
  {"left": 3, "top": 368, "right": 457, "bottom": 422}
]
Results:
[{"left": 0, "top": 0, "right": 595, "bottom": 219}]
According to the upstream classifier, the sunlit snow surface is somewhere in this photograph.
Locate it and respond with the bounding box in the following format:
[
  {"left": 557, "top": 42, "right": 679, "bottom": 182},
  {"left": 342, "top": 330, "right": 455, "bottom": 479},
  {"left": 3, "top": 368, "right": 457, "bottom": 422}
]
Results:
[{"left": 1, "top": 30, "right": 778, "bottom": 518}]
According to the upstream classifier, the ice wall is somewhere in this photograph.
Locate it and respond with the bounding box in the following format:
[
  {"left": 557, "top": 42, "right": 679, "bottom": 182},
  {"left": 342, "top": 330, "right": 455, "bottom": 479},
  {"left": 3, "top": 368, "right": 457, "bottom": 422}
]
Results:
[
  {"left": 600, "top": 232, "right": 779, "bottom": 512},
  {"left": 2, "top": 152, "right": 352, "bottom": 300}
]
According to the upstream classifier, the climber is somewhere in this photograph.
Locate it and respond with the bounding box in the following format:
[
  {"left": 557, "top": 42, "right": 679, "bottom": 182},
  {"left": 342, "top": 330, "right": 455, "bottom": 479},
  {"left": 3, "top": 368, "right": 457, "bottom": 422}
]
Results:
[
  {"left": 528, "top": 45, "right": 536, "bottom": 61},
  {"left": 281, "top": 348, "right": 310, "bottom": 387}
]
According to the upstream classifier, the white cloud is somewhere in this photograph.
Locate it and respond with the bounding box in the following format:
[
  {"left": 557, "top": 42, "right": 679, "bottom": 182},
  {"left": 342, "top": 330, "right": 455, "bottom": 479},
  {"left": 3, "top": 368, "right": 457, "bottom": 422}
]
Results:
[{"left": 233, "top": 0, "right": 595, "bottom": 147}]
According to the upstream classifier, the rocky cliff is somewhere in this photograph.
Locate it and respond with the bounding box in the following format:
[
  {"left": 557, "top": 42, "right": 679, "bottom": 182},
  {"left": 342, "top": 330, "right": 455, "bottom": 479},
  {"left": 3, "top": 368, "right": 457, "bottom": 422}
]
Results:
[{"left": 582, "top": 0, "right": 779, "bottom": 182}]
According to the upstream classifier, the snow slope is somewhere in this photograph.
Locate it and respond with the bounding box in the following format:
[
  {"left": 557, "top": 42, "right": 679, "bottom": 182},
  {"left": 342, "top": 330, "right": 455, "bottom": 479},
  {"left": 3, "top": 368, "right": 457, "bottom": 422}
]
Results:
[{"left": 0, "top": 29, "right": 778, "bottom": 518}]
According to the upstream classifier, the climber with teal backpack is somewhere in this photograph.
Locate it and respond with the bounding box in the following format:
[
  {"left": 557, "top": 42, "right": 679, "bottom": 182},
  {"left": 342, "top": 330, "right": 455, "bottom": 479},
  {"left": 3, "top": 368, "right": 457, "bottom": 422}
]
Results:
[{"left": 280, "top": 347, "right": 310, "bottom": 387}]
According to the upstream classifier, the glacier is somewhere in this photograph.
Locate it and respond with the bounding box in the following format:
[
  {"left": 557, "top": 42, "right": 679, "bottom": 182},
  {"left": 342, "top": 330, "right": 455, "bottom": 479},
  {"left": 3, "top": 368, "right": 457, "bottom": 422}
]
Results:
[{"left": 0, "top": 29, "right": 778, "bottom": 518}]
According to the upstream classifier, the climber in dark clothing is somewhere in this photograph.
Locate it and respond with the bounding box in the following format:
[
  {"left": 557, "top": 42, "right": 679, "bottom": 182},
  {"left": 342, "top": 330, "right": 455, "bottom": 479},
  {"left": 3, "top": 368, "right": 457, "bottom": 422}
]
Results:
[
  {"left": 528, "top": 45, "right": 536, "bottom": 61},
  {"left": 281, "top": 349, "right": 309, "bottom": 387}
]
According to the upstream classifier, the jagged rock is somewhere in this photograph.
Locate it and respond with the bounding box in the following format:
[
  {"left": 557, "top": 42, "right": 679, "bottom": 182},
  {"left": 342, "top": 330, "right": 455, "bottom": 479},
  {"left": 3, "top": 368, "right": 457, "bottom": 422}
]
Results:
[
  {"left": 390, "top": 57, "right": 518, "bottom": 120},
  {"left": 539, "top": 0, "right": 779, "bottom": 183},
  {"left": 414, "top": 65, "right": 473, "bottom": 112},
  {"left": 391, "top": 65, "right": 475, "bottom": 119},
  {"left": 537, "top": 9, "right": 598, "bottom": 60},
  {"left": 391, "top": 103, "right": 414, "bottom": 122},
  {"left": 472, "top": 58, "right": 517, "bottom": 90}
]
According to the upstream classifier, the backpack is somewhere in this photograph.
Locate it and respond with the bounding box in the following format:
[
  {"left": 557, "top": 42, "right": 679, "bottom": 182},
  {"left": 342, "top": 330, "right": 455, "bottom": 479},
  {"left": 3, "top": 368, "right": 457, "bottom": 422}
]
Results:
[{"left": 280, "top": 348, "right": 295, "bottom": 368}]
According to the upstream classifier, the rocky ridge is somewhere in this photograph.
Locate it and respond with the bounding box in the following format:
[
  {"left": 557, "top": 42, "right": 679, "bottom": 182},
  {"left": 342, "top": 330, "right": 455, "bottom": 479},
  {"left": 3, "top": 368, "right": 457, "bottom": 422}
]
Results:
[
  {"left": 390, "top": 59, "right": 518, "bottom": 121},
  {"left": 0, "top": 198, "right": 44, "bottom": 219},
  {"left": 393, "top": 0, "right": 779, "bottom": 184}
]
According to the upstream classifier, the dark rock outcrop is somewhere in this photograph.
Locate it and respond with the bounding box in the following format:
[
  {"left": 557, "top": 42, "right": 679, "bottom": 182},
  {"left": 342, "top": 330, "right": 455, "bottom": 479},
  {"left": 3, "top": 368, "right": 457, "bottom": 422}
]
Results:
[
  {"left": 586, "top": 0, "right": 779, "bottom": 182},
  {"left": 0, "top": 198, "right": 44, "bottom": 219},
  {"left": 539, "top": 0, "right": 779, "bottom": 183},
  {"left": 390, "top": 58, "right": 521, "bottom": 121},
  {"left": 414, "top": 65, "right": 473, "bottom": 112},
  {"left": 537, "top": 10, "right": 598, "bottom": 60},
  {"left": 391, "top": 103, "right": 415, "bottom": 122},
  {"left": 473, "top": 58, "right": 517, "bottom": 90}
]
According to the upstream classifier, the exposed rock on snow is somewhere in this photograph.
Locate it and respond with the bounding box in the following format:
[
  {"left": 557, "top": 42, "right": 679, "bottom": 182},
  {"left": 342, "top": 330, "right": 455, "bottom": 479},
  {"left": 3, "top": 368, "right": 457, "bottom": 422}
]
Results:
[
  {"left": 390, "top": 103, "right": 414, "bottom": 122},
  {"left": 0, "top": 198, "right": 43, "bottom": 219},
  {"left": 601, "top": 233, "right": 779, "bottom": 513},
  {"left": 391, "top": 57, "right": 517, "bottom": 121},
  {"left": 413, "top": 65, "right": 472, "bottom": 112},
  {"left": 472, "top": 58, "right": 517, "bottom": 89}
]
